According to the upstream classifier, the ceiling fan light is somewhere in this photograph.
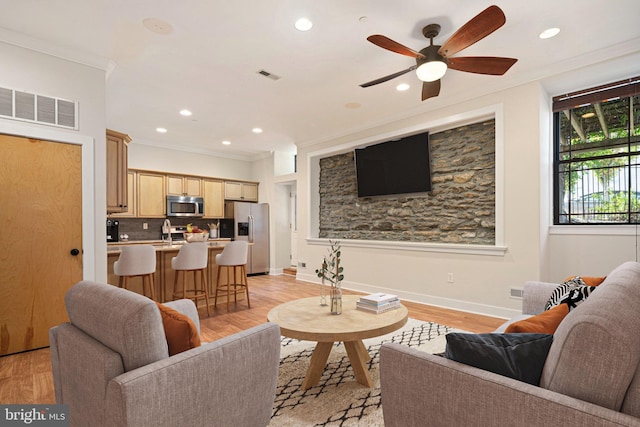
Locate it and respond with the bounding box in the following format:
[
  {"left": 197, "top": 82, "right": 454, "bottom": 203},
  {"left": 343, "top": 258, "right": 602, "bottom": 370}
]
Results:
[{"left": 416, "top": 61, "right": 447, "bottom": 82}]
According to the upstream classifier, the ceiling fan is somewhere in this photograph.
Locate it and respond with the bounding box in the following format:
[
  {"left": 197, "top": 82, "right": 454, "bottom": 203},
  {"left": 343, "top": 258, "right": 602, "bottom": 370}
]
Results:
[{"left": 360, "top": 5, "right": 518, "bottom": 101}]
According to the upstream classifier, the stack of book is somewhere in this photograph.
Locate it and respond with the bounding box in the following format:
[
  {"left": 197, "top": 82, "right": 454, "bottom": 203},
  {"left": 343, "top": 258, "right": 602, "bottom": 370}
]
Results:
[{"left": 356, "top": 293, "right": 401, "bottom": 314}]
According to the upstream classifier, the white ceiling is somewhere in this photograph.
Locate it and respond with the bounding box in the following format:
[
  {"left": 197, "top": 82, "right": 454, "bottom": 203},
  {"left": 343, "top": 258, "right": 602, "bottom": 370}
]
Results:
[{"left": 1, "top": 0, "right": 639, "bottom": 160}]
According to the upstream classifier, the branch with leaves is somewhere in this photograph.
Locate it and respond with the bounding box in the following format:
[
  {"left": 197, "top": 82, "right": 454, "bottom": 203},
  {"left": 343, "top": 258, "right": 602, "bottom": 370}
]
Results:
[{"left": 315, "top": 240, "right": 344, "bottom": 286}]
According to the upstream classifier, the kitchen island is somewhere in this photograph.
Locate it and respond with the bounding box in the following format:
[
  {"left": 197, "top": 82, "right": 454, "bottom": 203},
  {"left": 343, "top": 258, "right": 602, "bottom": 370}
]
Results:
[{"left": 107, "top": 239, "right": 245, "bottom": 313}]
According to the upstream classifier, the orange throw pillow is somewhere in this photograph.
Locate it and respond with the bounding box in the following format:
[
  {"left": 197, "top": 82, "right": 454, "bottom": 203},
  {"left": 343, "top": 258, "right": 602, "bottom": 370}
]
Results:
[
  {"left": 563, "top": 275, "right": 606, "bottom": 287},
  {"left": 156, "top": 302, "right": 201, "bottom": 356},
  {"left": 505, "top": 303, "right": 570, "bottom": 334}
]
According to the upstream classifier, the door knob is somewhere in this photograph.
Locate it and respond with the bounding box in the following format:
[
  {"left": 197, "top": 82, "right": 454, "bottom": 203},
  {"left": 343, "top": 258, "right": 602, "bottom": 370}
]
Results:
[{"left": 70, "top": 248, "right": 80, "bottom": 256}]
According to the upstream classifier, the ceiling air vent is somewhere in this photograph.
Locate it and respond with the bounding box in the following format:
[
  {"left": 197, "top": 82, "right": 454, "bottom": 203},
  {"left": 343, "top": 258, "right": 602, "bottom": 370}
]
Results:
[
  {"left": 0, "top": 87, "right": 78, "bottom": 130},
  {"left": 257, "top": 69, "right": 281, "bottom": 81}
]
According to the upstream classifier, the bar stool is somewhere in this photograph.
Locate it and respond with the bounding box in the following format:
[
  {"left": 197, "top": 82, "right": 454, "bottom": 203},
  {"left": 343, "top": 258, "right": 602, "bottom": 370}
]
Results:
[
  {"left": 213, "top": 241, "right": 250, "bottom": 311},
  {"left": 172, "top": 242, "right": 211, "bottom": 317},
  {"left": 113, "top": 245, "right": 157, "bottom": 301}
]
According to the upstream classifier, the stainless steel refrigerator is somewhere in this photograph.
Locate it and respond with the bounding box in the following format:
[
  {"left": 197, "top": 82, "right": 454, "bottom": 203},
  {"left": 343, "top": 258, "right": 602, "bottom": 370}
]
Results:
[{"left": 233, "top": 202, "right": 269, "bottom": 274}]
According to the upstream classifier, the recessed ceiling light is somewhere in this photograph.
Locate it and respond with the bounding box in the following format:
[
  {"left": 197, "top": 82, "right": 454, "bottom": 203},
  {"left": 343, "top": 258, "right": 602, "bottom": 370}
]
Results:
[
  {"left": 143, "top": 18, "right": 174, "bottom": 35},
  {"left": 539, "top": 27, "right": 560, "bottom": 39},
  {"left": 156, "top": 127, "right": 167, "bottom": 133},
  {"left": 252, "top": 127, "right": 263, "bottom": 134},
  {"left": 295, "top": 18, "right": 313, "bottom": 31},
  {"left": 396, "top": 83, "right": 410, "bottom": 91},
  {"left": 222, "top": 140, "right": 231, "bottom": 145},
  {"left": 179, "top": 109, "right": 192, "bottom": 116}
]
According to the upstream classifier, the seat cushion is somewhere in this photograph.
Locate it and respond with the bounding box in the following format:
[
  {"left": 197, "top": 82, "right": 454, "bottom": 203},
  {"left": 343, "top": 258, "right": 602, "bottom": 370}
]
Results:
[
  {"left": 156, "top": 303, "right": 201, "bottom": 355},
  {"left": 65, "top": 281, "right": 169, "bottom": 371}
]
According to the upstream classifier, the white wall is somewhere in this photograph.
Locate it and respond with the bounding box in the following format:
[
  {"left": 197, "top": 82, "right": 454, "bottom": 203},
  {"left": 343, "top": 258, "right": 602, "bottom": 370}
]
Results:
[
  {"left": 128, "top": 142, "right": 253, "bottom": 180},
  {"left": 0, "top": 42, "right": 107, "bottom": 281},
  {"left": 547, "top": 228, "right": 638, "bottom": 281},
  {"left": 296, "top": 82, "right": 548, "bottom": 319}
]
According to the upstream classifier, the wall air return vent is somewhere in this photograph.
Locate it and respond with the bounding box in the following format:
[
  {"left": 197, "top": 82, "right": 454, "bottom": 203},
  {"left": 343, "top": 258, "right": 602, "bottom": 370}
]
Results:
[{"left": 0, "top": 87, "right": 78, "bottom": 130}]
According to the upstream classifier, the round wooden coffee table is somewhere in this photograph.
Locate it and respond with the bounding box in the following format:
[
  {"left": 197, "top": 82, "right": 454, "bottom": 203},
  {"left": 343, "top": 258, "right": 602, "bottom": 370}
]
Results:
[{"left": 267, "top": 294, "right": 408, "bottom": 389}]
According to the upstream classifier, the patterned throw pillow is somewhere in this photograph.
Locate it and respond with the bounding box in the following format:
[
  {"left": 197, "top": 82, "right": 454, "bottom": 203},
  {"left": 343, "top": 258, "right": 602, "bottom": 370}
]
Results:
[{"left": 545, "top": 277, "right": 597, "bottom": 311}]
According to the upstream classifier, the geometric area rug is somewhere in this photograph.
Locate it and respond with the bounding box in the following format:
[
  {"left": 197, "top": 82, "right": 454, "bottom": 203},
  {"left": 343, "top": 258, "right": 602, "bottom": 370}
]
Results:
[{"left": 268, "top": 319, "right": 460, "bottom": 427}]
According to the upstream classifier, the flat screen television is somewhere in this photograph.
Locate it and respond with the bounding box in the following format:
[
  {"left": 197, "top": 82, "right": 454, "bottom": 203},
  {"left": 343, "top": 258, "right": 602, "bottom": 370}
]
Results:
[{"left": 354, "top": 131, "right": 431, "bottom": 197}]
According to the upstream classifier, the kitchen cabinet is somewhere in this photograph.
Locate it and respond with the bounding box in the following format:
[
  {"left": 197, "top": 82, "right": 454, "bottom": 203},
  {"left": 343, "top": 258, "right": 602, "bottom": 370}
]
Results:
[
  {"left": 166, "top": 175, "right": 202, "bottom": 196},
  {"left": 109, "top": 171, "right": 136, "bottom": 217},
  {"left": 106, "top": 129, "right": 131, "bottom": 213},
  {"left": 225, "top": 181, "right": 258, "bottom": 201},
  {"left": 137, "top": 172, "right": 166, "bottom": 217},
  {"left": 203, "top": 178, "right": 224, "bottom": 218}
]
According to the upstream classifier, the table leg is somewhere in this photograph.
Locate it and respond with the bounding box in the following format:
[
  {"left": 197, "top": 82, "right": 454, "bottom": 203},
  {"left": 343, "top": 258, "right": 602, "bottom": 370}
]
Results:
[
  {"left": 302, "top": 341, "right": 334, "bottom": 390},
  {"left": 355, "top": 340, "right": 370, "bottom": 364},
  {"left": 344, "top": 340, "right": 374, "bottom": 388}
]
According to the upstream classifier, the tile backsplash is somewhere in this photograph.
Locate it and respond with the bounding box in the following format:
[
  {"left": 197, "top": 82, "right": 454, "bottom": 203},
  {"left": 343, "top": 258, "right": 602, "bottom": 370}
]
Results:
[{"left": 114, "top": 218, "right": 224, "bottom": 241}]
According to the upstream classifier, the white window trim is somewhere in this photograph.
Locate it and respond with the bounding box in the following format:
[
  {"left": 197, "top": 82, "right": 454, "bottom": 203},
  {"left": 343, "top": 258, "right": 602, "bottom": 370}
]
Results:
[{"left": 549, "top": 224, "right": 640, "bottom": 235}]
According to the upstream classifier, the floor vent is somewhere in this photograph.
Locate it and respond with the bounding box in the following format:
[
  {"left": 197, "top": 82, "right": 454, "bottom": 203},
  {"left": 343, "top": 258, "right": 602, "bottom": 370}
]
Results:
[{"left": 0, "top": 87, "right": 78, "bottom": 129}]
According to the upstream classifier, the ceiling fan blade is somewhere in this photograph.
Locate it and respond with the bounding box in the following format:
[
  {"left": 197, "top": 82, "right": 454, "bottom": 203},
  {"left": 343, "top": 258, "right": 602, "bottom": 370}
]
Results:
[
  {"left": 367, "top": 35, "right": 425, "bottom": 59},
  {"left": 422, "top": 79, "right": 441, "bottom": 101},
  {"left": 447, "top": 56, "right": 517, "bottom": 75},
  {"left": 360, "top": 65, "right": 417, "bottom": 88},
  {"left": 438, "top": 5, "right": 506, "bottom": 58}
]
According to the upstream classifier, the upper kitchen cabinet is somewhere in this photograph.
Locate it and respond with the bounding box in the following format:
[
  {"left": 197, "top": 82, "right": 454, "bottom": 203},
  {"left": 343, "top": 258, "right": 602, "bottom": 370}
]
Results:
[
  {"left": 106, "top": 129, "right": 131, "bottom": 213},
  {"left": 225, "top": 181, "right": 258, "bottom": 201},
  {"left": 202, "top": 178, "right": 224, "bottom": 218},
  {"left": 137, "top": 172, "right": 166, "bottom": 217},
  {"left": 109, "top": 171, "right": 136, "bottom": 218},
  {"left": 166, "top": 175, "right": 202, "bottom": 197}
]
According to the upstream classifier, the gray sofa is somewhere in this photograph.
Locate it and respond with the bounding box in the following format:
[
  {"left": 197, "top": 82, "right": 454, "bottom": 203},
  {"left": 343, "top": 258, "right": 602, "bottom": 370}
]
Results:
[
  {"left": 49, "top": 280, "right": 281, "bottom": 427},
  {"left": 380, "top": 261, "right": 640, "bottom": 427}
]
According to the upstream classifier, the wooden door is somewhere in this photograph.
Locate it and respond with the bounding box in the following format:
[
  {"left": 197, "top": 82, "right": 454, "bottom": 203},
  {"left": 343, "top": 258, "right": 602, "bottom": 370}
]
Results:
[
  {"left": 0, "top": 134, "right": 83, "bottom": 355},
  {"left": 137, "top": 172, "right": 165, "bottom": 217},
  {"left": 166, "top": 175, "right": 184, "bottom": 196},
  {"left": 224, "top": 181, "right": 242, "bottom": 200},
  {"left": 242, "top": 182, "right": 258, "bottom": 201},
  {"left": 203, "top": 179, "right": 224, "bottom": 218}
]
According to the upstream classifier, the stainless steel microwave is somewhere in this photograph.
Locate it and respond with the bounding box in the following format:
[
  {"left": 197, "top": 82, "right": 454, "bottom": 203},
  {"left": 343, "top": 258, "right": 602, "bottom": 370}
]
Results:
[{"left": 166, "top": 195, "right": 204, "bottom": 217}]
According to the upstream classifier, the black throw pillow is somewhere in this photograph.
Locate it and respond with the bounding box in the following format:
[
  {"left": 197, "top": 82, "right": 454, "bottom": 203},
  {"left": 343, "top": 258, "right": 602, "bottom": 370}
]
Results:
[{"left": 445, "top": 333, "right": 553, "bottom": 385}]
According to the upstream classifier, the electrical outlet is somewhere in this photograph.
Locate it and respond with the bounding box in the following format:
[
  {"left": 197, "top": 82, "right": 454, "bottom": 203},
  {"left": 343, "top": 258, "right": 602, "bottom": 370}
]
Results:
[
  {"left": 447, "top": 273, "right": 454, "bottom": 283},
  {"left": 143, "top": 222, "right": 148, "bottom": 230}
]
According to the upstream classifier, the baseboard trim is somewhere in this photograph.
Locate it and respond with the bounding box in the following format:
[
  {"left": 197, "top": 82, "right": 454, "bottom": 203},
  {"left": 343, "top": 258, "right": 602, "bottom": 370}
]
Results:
[{"left": 295, "top": 273, "right": 517, "bottom": 320}]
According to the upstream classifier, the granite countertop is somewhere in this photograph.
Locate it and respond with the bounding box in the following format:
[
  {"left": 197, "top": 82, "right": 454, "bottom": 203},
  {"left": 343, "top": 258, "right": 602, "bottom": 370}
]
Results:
[{"left": 107, "top": 239, "right": 232, "bottom": 254}]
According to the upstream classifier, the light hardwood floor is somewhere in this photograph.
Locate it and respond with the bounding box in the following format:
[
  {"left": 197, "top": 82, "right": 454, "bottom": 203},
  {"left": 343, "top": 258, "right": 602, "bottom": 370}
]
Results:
[{"left": 0, "top": 273, "right": 505, "bottom": 404}]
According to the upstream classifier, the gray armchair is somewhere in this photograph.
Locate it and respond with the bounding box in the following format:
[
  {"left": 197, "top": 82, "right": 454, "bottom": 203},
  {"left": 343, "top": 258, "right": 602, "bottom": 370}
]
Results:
[{"left": 49, "top": 280, "right": 280, "bottom": 427}]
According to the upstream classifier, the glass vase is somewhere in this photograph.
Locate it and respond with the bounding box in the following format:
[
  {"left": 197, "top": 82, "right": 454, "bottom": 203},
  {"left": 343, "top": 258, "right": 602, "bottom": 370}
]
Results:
[
  {"left": 320, "top": 277, "right": 328, "bottom": 306},
  {"left": 330, "top": 282, "right": 342, "bottom": 315}
]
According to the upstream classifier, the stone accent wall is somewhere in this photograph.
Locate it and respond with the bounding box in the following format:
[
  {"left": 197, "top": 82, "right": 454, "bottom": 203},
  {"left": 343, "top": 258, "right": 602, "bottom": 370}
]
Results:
[{"left": 318, "top": 119, "right": 495, "bottom": 244}]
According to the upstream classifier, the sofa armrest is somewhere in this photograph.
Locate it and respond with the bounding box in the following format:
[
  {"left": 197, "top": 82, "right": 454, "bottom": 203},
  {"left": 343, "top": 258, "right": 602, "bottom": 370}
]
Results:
[
  {"left": 522, "top": 281, "right": 558, "bottom": 315},
  {"left": 379, "top": 343, "right": 640, "bottom": 427},
  {"left": 162, "top": 298, "right": 200, "bottom": 333},
  {"left": 105, "top": 322, "right": 281, "bottom": 427}
]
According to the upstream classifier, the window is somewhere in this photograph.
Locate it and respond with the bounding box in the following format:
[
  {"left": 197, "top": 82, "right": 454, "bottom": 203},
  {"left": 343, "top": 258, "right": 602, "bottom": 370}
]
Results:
[{"left": 553, "top": 77, "right": 640, "bottom": 224}]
